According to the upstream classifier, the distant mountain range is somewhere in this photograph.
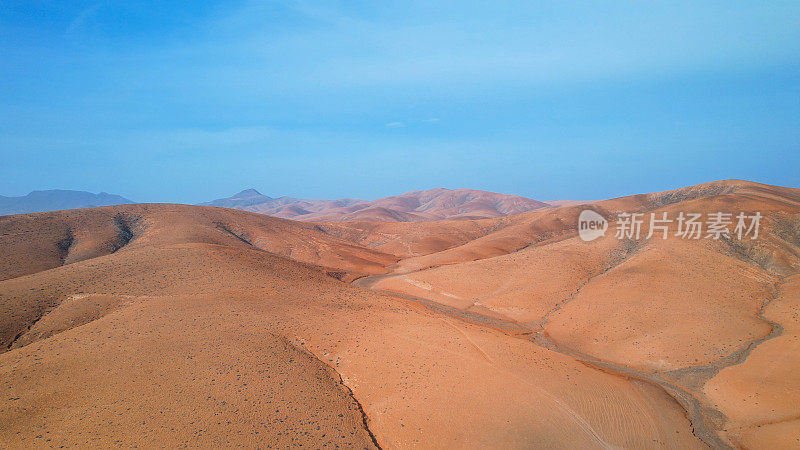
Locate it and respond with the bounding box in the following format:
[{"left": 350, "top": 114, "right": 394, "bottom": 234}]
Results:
[
  {"left": 202, "top": 188, "right": 550, "bottom": 222},
  {"left": 0, "top": 187, "right": 552, "bottom": 222},
  {"left": 0, "top": 190, "right": 133, "bottom": 216}
]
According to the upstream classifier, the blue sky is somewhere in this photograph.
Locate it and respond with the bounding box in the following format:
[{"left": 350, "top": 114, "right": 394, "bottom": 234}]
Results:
[{"left": 1, "top": 1, "right": 798, "bottom": 203}]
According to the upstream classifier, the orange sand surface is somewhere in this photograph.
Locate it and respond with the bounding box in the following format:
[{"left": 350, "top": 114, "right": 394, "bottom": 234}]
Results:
[{"left": 2, "top": 179, "right": 799, "bottom": 448}]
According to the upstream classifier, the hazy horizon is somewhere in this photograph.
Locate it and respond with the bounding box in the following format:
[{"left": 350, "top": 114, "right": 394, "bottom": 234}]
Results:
[
  {"left": 1, "top": 177, "right": 797, "bottom": 205},
  {"left": 2, "top": 1, "right": 799, "bottom": 203}
]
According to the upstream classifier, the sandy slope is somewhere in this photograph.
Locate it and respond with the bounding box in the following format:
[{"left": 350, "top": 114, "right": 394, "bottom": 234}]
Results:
[
  {"left": 704, "top": 274, "right": 800, "bottom": 448},
  {"left": 364, "top": 180, "right": 800, "bottom": 447},
  {"left": 0, "top": 202, "right": 703, "bottom": 448},
  {"left": 1, "top": 179, "right": 798, "bottom": 448}
]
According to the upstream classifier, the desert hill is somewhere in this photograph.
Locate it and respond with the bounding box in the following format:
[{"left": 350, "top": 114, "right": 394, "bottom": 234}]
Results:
[
  {"left": 357, "top": 179, "right": 800, "bottom": 447},
  {"left": 0, "top": 189, "right": 133, "bottom": 215},
  {"left": 202, "top": 187, "right": 550, "bottom": 222},
  {"left": 1, "top": 179, "right": 799, "bottom": 447}
]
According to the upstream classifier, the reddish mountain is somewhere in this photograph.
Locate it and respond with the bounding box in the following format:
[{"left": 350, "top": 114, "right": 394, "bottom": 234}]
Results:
[{"left": 203, "top": 188, "right": 549, "bottom": 222}]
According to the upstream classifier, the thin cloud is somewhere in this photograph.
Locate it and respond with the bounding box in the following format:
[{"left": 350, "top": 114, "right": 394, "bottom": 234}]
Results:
[
  {"left": 65, "top": 2, "right": 104, "bottom": 37},
  {"left": 386, "top": 122, "right": 405, "bottom": 128}
]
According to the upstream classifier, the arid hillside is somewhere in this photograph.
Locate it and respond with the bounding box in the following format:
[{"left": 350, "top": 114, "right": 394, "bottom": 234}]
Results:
[
  {"left": 1, "top": 180, "right": 799, "bottom": 448},
  {"left": 359, "top": 179, "right": 800, "bottom": 448},
  {"left": 202, "top": 187, "right": 550, "bottom": 221}
]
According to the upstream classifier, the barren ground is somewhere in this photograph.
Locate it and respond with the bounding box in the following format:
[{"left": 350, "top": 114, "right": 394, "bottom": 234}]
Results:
[{"left": 1, "top": 180, "right": 798, "bottom": 448}]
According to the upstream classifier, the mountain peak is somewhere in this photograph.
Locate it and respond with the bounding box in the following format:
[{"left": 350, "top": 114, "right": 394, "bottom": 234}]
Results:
[{"left": 235, "top": 188, "right": 263, "bottom": 197}]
